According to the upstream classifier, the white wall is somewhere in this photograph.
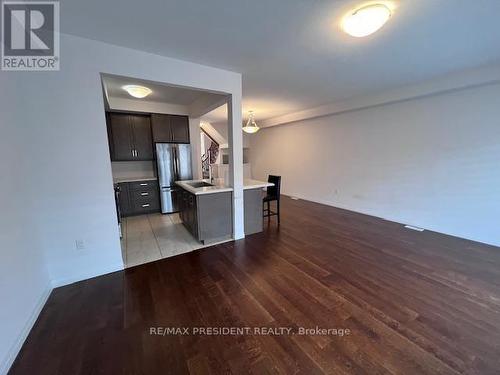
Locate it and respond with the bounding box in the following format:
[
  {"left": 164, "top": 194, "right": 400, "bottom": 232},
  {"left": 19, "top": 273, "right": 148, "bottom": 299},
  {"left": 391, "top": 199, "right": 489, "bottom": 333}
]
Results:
[
  {"left": 0, "top": 33, "right": 242, "bottom": 373},
  {"left": 189, "top": 117, "right": 203, "bottom": 179},
  {"left": 0, "top": 94, "right": 52, "bottom": 373},
  {"left": 210, "top": 120, "right": 251, "bottom": 148},
  {"left": 250, "top": 82, "right": 500, "bottom": 246},
  {"left": 0, "top": 33, "right": 242, "bottom": 284}
]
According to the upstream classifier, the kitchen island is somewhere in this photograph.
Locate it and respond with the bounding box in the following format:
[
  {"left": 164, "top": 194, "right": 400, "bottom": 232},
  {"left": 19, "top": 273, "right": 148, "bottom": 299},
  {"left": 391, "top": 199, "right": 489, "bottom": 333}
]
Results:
[{"left": 175, "top": 179, "right": 273, "bottom": 243}]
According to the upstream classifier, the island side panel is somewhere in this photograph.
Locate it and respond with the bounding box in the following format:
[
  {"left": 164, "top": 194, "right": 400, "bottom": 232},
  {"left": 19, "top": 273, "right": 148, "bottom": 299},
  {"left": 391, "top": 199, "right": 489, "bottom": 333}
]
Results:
[
  {"left": 244, "top": 188, "right": 264, "bottom": 235},
  {"left": 197, "top": 192, "right": 233, "bottom": 242}
]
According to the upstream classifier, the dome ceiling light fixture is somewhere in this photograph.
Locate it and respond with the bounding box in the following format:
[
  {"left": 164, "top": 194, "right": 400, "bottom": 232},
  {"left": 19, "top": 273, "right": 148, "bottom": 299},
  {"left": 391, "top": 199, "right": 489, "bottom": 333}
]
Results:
[
  {"left": 242, "top": 110, "right": 260, "bottom": 134},
  {"left": 123, "top": 85, "right": 152, "bottom": 98},
  {"left": 341, "top": 3, "right": 392, "bottom": 38}
]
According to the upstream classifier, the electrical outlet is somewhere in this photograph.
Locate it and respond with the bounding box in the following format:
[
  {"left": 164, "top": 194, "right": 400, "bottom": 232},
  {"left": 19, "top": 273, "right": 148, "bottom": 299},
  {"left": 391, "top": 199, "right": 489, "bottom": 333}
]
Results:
[{"left": 75, "top": 239, "right": 85, "bottom": 250}]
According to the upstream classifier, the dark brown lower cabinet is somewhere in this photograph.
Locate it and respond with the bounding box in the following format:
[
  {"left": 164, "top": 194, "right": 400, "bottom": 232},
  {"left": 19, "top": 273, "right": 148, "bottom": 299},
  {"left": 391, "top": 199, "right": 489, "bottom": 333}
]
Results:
[
  {"left": 178, "top": 188, "right": 232, "bottom": 243},
  {"left": 117, "top": 182, "right": 132, "bottom": 216},
  {"left": 116, "top": 180, "right": 160, "bottom": 217}
]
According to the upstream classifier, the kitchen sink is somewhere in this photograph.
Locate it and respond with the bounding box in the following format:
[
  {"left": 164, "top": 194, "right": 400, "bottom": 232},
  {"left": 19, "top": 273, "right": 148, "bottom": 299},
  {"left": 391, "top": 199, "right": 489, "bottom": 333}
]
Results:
[{"left": 187, "top": 181, "right": 214, "bottom": 188}]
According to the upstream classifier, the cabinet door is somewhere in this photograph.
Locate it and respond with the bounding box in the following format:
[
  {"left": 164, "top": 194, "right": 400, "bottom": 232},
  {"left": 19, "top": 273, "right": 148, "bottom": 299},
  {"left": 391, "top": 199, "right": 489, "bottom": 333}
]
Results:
[
  {"left": 197, "top": 192, "right": 232, "bottom": 241},
  {"left": 117, "top": 183, "right": 132, "bottom": 216},
  {"left": 191, "top": 194, "right": 198, "bottom": 238},
  {"left": 170, "top": 115, "right": 190, "bottom": 143},
  {"left": 179, "top": 190, "right": 185, "bottom": 222},
  {"left": 181, "top": 190, "right": 188, "bottom": 223},
  {"left": 188, "top": 193, "right": 195, "bottom": 234},
  {"left": 130, "top": 190, "right": 160, "bottom": 214},
  {"left": 178, "top": 191, "right": 183, "bottom": 221},
  {"left": 151, "top": 114, "right": 172, "bottom": 143},
  {"left": 109, "top": 113, "right": 134, "bottom": 161},
  {"left": 131, "top": 115, "right": 154, "bottom": 160}
]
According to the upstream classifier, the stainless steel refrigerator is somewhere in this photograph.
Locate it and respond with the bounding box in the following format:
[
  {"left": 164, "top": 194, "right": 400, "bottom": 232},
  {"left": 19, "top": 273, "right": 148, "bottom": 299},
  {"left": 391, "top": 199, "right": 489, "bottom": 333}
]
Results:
[{"left": 156, "top": 143, "right": 192, "bottom": 213}]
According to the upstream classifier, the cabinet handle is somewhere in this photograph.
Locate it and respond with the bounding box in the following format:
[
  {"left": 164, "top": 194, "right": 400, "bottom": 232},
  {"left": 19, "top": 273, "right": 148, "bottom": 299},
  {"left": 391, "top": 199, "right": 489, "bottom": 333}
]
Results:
[
  {"left": 140, "top": 192, "right": 149, "bottom": 196},
  {"left": 140, "top": 183, "right": 148, "bottom": 186},
  {"left": 142, "top": 204, "right": 150, "bottom": 208}
]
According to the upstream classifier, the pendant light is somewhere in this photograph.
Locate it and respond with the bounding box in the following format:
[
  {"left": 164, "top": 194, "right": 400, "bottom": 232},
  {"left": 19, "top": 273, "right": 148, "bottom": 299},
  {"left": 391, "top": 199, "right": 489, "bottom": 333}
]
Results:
[{"left": 242, "top": 111, "right": 260, "bottom": 134}]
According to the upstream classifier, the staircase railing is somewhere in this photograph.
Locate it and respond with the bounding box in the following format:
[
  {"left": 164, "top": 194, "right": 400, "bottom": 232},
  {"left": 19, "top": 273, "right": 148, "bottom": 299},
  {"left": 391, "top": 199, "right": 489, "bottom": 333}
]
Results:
[
  {"left": 201, "top": 127, "right": 220, "bottom": 179},
  {"left": 201, "top": 151, "right": 210, "bottom": 179}
]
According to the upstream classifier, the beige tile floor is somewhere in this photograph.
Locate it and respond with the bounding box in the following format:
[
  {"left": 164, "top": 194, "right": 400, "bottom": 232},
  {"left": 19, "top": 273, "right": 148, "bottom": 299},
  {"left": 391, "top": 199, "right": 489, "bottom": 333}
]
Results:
[{"left": 120, "top": 213, "right": 210, "bottom": 268}]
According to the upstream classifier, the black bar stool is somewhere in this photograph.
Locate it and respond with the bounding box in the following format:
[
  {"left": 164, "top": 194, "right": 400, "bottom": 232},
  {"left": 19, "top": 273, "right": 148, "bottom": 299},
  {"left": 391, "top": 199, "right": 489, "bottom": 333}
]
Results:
[{"left": 263, "top": 175, "right": 281, "bottom": 224}]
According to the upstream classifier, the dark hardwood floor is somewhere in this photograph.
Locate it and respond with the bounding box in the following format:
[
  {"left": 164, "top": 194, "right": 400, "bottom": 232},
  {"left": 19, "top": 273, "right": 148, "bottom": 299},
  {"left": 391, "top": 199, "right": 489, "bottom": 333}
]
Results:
[{"left": 10, "top": 196, "right": 500, "bottom": 374}]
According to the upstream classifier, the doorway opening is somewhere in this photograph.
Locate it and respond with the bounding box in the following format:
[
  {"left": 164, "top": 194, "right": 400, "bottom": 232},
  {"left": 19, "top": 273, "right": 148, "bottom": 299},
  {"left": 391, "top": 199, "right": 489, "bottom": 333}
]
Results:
[{"left": 100, "top": 73, "right": 232, "bottom": 267}]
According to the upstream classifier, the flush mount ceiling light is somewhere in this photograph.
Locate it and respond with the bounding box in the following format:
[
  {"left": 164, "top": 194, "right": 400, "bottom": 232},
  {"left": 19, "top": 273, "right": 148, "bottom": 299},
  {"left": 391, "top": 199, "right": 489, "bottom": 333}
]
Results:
[
  {"left": 123, "top": 85, "right": 152, "bottom": 98},
  {"left": 242, "top": 111, "right": 260, "bottom": 134},
  {"left": 342, "top": 3, "right": 392, "bottom": 37}
]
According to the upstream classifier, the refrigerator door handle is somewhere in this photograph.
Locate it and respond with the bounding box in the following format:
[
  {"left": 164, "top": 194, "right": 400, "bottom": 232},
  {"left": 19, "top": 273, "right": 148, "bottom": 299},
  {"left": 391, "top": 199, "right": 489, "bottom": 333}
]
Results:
[
  {"left": 172, "top": 147, "right": 176, "bottom": 180},
  {"left": 173, "top": 147, "right": 179, "bottom": 181},
  {"left": 176, "top": 151, "right": 181, "bottom": 181}
]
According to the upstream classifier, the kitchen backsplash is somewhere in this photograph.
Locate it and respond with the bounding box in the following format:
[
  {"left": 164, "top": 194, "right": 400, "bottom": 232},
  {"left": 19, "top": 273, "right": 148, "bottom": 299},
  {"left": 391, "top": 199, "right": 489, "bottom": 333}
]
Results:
[{"left": 111, "top": 161, "right": 156, "bottom": 180}]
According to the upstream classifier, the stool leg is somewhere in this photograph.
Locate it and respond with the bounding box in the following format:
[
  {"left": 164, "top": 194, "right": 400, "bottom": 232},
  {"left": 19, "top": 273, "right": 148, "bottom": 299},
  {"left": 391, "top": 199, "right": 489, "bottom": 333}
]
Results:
[
  {"left": 277, "top": 199, "right": 280, "bottom": 224},
  {"left": 267, "top": 201, "right": 270, "bottom": 221}
]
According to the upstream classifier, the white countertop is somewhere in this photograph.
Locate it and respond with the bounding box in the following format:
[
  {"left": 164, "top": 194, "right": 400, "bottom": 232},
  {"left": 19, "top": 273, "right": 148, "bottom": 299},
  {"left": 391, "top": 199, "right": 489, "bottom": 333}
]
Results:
[
  {"left": 175, "top": 180, "right": 233, "bottom": 195},
  {"left": 113, "top": 176, "right": 158, "bottom": 183},
  {"left": 243, "top": 179, "right": 275, "bottom": 190},
  {"left": 175, "top": 179, "right": 273, "bottom": 195}
]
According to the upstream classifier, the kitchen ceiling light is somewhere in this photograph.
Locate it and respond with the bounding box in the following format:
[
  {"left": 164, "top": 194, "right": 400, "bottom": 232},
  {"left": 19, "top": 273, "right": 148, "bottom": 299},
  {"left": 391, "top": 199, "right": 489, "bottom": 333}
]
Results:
[
  {"left": 242, "top": 111, "right": 260, "bottom": 134},
  {"left": 342, "top": 4, "right": 392, "bottom": 37},
  {"left": 123, "top": 85, "right": 152, "bottom": 98}
]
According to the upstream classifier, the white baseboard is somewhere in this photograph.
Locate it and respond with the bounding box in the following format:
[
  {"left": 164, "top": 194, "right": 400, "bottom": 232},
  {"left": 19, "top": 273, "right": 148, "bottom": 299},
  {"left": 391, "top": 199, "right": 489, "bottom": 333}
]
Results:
[
  {"left": 51, "top": 262, "right": 124, "bottom": 288},
  {"left": 0, "top": 282, "right": 53, "bottom": 375}
]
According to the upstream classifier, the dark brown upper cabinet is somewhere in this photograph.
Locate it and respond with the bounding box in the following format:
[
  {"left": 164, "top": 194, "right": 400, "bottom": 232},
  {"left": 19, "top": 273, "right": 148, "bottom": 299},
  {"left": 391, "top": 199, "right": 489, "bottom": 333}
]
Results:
[
  {"left": 131, "top": 115, "right": 154, "bottom": 160},
  {"left": 151, "top": 114, "right": 190, "bottom": 143},
  {"left": 170, "top": 115, "right": 190, "bottom": 143},
  {"left": 150, "top": 114, "right": 170, "bottom": 143},
  {"left": 108, "top": 113, "right": 133, "bottom": 160},
  {"left": 107, "top": 113, "right": 153, "bottom": 161}
]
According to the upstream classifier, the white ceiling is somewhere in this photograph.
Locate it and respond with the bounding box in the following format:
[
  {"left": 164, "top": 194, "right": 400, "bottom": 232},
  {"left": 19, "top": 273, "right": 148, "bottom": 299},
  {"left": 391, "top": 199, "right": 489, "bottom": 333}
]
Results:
[
  {"left": 102, "top": 74, "right": 229, "bottom": 120},
  {"left": 63, "top": 0, "right": 500, "bottom": 121},
  {"left": 201, "top": 104, "right": 228, "bottom": 124}
]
